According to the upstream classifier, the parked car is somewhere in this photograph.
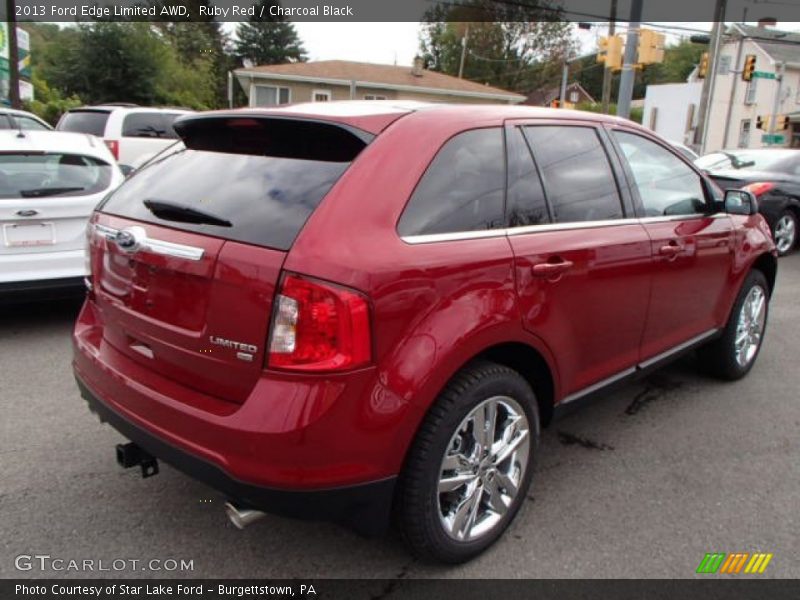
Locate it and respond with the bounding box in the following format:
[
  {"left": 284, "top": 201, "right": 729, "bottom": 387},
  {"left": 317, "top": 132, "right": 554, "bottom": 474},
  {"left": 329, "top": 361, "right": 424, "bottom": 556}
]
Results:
[
  {"left": 0, "top": 108, "right": 53, "bottom": 131},
  {"left": 55, "top": 104, "right": 192, "bottom": 172},
  {"left": 696, "top": 149, "right": 800, "bottom": 255},
  {"left": 0, "top": 130, "right": 123, "bottom": 297},
  {"left": 73, "top": 103, "right": 776, "bottom": 564}
]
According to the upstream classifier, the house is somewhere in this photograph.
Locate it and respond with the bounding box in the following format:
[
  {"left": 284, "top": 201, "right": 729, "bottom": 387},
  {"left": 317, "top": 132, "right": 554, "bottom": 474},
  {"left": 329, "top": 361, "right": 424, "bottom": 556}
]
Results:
[
  {"left": 524, "top": 82, "right": 595, "bottom": 107},
  {"left": 644, "top": 22, "right": 800, "bottom": 151},
  {"left": 234, "top": 59, "right": 525, "bottom": 106},
  {"left": 704, "top": 23, "right": 800, "bottom": 150}
]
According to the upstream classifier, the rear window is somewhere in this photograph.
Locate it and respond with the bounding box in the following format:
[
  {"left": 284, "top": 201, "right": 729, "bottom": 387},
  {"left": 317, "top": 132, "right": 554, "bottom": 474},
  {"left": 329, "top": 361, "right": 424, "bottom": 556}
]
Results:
[
  {"left": 122, "top": 112, "right": 181, "bottom": 139},
  {"left": 58, "top": 110, "right": 110, "bottom": 137},
  {"left": 100, "top": 117, "right": 369, "bottom": 251},
  {"left": 0, "top": 153, "right": 113, "bottom": 199}
]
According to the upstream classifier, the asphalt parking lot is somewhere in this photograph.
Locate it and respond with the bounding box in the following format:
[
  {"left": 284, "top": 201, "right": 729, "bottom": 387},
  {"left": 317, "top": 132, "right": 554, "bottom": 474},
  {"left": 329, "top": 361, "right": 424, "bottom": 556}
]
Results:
[{"left": 2, "top": 257, "right": 799, "bottom": 581}]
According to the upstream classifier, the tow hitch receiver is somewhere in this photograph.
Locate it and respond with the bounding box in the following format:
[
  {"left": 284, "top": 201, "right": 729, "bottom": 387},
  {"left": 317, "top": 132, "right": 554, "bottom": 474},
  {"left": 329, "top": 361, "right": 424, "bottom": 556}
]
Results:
[{"left": 116, "top": 442, "right": 159, "bottom": 478}]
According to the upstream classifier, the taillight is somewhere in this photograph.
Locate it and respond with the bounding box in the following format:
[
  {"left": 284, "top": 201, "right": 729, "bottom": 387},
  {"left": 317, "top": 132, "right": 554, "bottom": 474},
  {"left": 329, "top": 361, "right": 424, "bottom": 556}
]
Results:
[
  {"left": 104, "top": 139, "right": 119, "bottom": 161},
  {"left": 743, "top": 182, "right": 775, "bottom": 197},
  {"left": 83, "top": 221, "right": 95, "bottom": 294},
  {"left": 267, "top": 273, "right": 371, "bottom": 372}
]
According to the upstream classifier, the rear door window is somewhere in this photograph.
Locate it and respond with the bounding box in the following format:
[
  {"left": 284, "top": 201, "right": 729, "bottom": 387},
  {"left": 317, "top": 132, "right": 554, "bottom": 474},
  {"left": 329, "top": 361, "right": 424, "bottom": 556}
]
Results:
[
  {"left": 122, "top": 112, "right": 181, "bottom": 139},
  {"left": 506, "top": 127, "right": 550, "bottom": 227},
  {"left": 100, "top": 117, "right": 369, "bottom": 251},
  {"left": 523, "top": 126, "right": 624, "bottom": 223},
  {"left": 58, "top": 110, "right": 110, "bottom": 137},
  {"left": 397, "top": 128, "right": 505, "bottom": 237}
]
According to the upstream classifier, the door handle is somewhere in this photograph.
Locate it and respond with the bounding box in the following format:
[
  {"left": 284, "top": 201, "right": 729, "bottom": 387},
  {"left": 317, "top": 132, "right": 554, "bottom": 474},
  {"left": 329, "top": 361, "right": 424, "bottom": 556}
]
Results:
[
  {"left": 659, "top": 242, "right": 682, "bottom": 257},
  {"left": 532, "top": 259, "right": 574, "bottom": 277},
  {"left": 15, "top": 209, "right": 39, "bottom": 217}
]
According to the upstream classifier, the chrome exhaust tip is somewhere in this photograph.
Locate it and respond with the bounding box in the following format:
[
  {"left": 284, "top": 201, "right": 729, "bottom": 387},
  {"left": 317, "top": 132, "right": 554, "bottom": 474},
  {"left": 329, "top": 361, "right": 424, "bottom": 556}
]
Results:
[{"left": 224, "top": 502, "right": 266, "bottom": 529}]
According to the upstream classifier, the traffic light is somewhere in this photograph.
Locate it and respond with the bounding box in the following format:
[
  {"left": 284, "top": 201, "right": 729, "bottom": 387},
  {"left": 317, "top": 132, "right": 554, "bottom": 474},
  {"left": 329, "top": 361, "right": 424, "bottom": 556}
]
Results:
[
  {"left": 775, "top": 115, "right": 790, "bottom": 130},
  {"left": 597, "top": 35, "right": 623, "bottom": 71},
  {"left": 698, "top": 52, "right": 709, "bottom": 78},
  {"left": 638, "top": 29, "right": 665, "bottom": 65},
  {"left": 756, "top": 115, "right": 770, "bottom": 130},
  {"left": 742, "top": 54, "right": 757, "bottom": 81}
]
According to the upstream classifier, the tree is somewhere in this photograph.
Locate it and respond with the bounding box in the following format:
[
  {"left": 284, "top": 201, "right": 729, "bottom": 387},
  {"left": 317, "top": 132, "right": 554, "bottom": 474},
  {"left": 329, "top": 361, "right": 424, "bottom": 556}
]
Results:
[
  {"left": 45, "top": 22, "right": 217, "bottom": 109},
  {"left": 418, "top": 0, "right": 576, "bottom": 93},
  {"left": 419, "top": 19, "right": 575, "bottom": 93},
  {"left": 234, "top": 0, "right": 307, "bottom": 66}
]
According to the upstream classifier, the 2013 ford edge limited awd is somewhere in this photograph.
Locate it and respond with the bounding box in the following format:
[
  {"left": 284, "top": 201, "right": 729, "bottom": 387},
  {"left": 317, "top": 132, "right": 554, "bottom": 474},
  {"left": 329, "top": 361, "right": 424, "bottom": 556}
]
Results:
[{"left": 73, "top": 102, "right": 777, "bottom": 563}]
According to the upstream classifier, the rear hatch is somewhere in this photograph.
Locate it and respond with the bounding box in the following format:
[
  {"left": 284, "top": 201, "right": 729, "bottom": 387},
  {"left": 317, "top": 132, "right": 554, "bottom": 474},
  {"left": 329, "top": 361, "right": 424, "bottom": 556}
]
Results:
[
  {"left": 0, "top": 145, "right": 116, "bottom": 268},
  {"left": 88, "top": 115, "right": 371, "bottom": 404}
]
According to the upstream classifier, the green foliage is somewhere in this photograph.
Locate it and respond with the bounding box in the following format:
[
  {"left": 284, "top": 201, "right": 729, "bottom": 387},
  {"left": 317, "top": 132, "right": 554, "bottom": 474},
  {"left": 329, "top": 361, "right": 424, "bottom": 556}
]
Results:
[
  {"left": 30, "top": 22, "right": 219, "bottom": 110},
  {"left": 575, "top": 101, "right": 643, "bottom": 124},
  {"left": 23, "top": 72, "right": 82, "bottom": 125},
  {"left": 234, "top": 1, "right": 307, "bottom": 65}
]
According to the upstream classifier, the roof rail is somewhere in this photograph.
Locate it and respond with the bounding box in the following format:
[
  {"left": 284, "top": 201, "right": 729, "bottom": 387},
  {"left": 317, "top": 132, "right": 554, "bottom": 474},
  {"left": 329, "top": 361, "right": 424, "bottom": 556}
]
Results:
[{"left": 96, "top": 102, "right": 139, "bottom": 108}]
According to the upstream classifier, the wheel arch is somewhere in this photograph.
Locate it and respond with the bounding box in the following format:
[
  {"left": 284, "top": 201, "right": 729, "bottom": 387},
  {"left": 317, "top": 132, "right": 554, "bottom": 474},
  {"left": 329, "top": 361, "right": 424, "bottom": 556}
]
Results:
[{"left": 752, "top": 252, "right": 777, "bottom": 296}]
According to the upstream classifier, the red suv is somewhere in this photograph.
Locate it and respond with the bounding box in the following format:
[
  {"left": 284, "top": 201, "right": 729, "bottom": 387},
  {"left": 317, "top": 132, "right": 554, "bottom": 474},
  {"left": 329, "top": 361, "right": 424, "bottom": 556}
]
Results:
[{"left": 73, "top": 102, "right": 776, "bottom": 563}]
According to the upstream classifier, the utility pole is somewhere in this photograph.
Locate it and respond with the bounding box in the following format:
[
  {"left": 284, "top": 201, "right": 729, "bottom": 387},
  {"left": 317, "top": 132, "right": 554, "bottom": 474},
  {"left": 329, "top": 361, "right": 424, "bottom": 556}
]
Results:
[
  {"left": 601, "top": 0, "right": 618, "bottom": 114},
  {"left": 458, "top": 24, "right": 469, "bottom": 79},
  {"left": 616, "top": 0, "right": 643, "bottom": 119},
  {"left": 559, "top": 61, "right": 568, "bottom": 106},
  {"left": 721, "top": 27, "right": 745, "bottom": 148},
  {"left": 767, "top": 62, "right": 785, "bottom": 145},
  {"left": 693, "top": 0, "right": 727, "bottom": 153},
  {"left": 6, "top": 0, "right": 21, "bottom": 109}
]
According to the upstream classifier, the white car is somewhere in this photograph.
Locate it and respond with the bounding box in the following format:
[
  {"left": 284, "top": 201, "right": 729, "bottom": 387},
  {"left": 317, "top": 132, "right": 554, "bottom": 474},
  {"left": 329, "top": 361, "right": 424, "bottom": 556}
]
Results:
[
  {"left": 55, "top": 104, "right": 192, "bottom": 172},
  {"left": 0, "top": 108, "right": 52, "bottom": 131},
  {"left": 0, "top": 130, "right": 123, "bottom": 296}
]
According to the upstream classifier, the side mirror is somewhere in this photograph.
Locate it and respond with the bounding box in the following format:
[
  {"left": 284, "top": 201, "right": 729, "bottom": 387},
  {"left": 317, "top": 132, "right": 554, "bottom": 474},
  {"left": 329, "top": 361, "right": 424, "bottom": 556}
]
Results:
[
  {"left": 119, "top": 164, "right": 135, "bottom": 178},
  {"left": 724, "top": 189, "right": 758, "bottom": 216}
]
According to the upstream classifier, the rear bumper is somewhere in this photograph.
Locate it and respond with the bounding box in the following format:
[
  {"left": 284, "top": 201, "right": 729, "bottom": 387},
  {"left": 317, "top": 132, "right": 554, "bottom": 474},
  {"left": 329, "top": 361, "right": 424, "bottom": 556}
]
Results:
[{"left": 75, "top": 374, "right": 396, "bottom": 535}]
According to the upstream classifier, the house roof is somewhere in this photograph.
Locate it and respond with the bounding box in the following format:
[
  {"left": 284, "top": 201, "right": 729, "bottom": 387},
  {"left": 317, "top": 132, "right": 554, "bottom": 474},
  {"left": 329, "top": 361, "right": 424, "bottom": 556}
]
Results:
[
  {"left": 525, "top": 82, "right": 595, "bottom": 106},
  {"left": 235, "top": 60, "right": 525, "bottom": 103},
  {"left": 730, "top": 24, "right": 800, "bottom": 65}
]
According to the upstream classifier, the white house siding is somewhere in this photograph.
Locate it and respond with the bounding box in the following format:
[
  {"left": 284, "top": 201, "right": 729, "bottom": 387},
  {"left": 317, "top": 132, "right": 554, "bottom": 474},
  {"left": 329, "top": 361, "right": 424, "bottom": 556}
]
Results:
[{"left": 643, "top": 82, "right": 703, "bottom": 144}]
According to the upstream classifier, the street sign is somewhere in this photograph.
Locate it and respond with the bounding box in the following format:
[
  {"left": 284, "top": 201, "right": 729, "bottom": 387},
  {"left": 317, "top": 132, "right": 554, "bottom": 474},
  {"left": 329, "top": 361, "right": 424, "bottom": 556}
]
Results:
[
  {"left": 762, "top": 134, "right": 785, "bottom": 144},
  {"left": 752, "top": 71, "right": 777, "bottom": 80}
]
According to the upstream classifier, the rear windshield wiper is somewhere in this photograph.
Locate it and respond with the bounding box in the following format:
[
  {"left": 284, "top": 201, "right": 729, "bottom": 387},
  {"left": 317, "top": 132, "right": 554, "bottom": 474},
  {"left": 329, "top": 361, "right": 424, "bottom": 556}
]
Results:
[
  {"left": 143, "top": 199, "right": 232, "bottom": 227},
  {"left": 20, "top": 186, "right": 85, "bottom": 197}
]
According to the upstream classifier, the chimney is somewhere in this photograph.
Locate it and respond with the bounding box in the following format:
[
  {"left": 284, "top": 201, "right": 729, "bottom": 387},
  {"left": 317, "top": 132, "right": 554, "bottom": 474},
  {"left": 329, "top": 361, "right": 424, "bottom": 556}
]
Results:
[
  {"left": 411, "top": 56, "right": 425, "bottom": 77},
  {"left": 757, "top": 18, "right": 777, "bottom": 28}
]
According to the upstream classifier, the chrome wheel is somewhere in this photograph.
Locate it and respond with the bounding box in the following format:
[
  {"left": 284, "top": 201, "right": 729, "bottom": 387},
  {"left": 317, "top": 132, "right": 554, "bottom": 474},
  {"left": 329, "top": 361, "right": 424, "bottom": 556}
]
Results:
[
  {"left": 735, "top": 285, "right": 767, "bottom": 367},
  {"left": 774, "top": 214, "right": 796, "bottom": 254},
  {"left": 437, "top": 396, "right": 530, "bottom": 542}
]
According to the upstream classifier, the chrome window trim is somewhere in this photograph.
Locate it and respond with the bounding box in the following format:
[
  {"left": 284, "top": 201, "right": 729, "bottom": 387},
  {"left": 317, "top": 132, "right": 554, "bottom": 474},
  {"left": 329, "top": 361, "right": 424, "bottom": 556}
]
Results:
[
  {"left": 92, "top": 224, "right": 205, "bottom": 261},
  {"left": 400, "top": 213, "right": 730, "bottom": 245}
]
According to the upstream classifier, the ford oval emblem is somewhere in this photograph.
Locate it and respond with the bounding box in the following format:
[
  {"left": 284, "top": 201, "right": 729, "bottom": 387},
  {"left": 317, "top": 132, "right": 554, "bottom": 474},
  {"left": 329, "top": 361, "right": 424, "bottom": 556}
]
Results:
[{"left": 114, "top": 226, "right": 145, "bottom": 253}]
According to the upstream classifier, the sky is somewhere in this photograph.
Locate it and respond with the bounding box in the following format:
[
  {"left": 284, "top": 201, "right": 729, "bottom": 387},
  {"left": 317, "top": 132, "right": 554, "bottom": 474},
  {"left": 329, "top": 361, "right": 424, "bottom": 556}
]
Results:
[{"left": 284, "top": 21, "right": 800, "bottom": 67}]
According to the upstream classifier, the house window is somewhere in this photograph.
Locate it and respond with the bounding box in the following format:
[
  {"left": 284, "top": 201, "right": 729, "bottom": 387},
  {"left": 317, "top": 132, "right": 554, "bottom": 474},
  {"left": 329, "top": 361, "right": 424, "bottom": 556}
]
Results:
[
  {"left": 312, "top": 89, "right": 332, "bottom": 102},
  {"left": 364, "top": 94, "right": 387, "bottom": 100},
  {"left": 569, "top": 91, "right": 579, "bottom": 103},
  {"left": 739, "top": 119, "right": 751, "bottom": 148},
  {"left": 745, "top": 77, "right": 757, "bottom": 105},
  {"left": 253, "top": 85, "right": 290, "bottom": 107}
]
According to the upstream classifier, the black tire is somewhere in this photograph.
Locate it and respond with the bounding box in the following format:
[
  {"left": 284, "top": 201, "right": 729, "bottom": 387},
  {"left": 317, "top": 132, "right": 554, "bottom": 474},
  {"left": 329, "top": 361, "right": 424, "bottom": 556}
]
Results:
[
  {"left": 395, "top": 361, "right": 540, "bottom": 564},
  {"left": 772, "top": 209, "right": 798, "bottom": 256},
  {"left": 698, "top": 270, "right": 770, "bottom": 380}
]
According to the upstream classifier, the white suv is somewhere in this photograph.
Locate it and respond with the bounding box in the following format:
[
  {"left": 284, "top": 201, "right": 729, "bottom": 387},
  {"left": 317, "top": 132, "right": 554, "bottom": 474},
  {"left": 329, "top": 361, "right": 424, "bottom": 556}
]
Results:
[
  {"left": 0, "top": 130, "right": 123, "bottom": 296},
  {"left": 56, "top": 104, "right": 193, "bottom": 172}
]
